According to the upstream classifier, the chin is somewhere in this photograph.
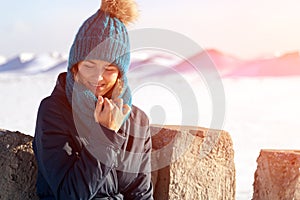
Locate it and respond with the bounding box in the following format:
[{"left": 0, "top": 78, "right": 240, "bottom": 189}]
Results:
[{"left": 95, "top": 91, "right": 106, "bottom": 98}]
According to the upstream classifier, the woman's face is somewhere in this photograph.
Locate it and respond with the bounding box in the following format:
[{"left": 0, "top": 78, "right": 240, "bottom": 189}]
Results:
[{"left": 75, "top": 60, "right": 119, "bottom": 98}]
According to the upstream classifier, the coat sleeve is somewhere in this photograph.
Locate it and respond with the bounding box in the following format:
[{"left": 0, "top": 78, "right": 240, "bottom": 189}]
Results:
[
  {"left": 122, "top": 122, "right": 154, "bottom": 200},
  {"left": 34, "top": 97, "right": 126, "bottom": 199}
]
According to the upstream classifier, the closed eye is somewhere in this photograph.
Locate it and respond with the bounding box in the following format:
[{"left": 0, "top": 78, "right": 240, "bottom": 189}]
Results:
[
  {"left": 83, "top": 64, "right": 95, "bottom": 69},
  {"left": 81, "top": 60, "right": 97, "bottom": 69},
  {"left": 105, "top": 66, "right": 118, "bottom": 71}
]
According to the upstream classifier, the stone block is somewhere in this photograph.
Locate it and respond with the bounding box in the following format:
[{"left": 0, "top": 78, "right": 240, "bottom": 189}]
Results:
[
  {"left": 253, "top": 149, "right": 300, "bottom": 200},
  {"left": 0, "top": 126, "right": 236, "bottom": 200},
  {"left": 150, "top": 125, "right": 236, "bottom": 200},
  {"left": 0, "top": 130, "right": 38, "bottom": 200}
]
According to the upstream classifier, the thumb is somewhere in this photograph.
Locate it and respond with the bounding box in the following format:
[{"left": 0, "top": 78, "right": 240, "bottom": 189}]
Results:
[
  {"left": 94, "top": 96, "right": 104, "bottom": 122},
  {"left": 98, "top": 95, "right": 104, "bottom": 103},
  {"left": 97, "top": 96, "right": 104, "bottom": 107}
]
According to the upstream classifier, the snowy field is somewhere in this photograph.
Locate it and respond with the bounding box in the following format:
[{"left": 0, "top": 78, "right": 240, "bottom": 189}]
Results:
[{"left": 1, "top": 54, "right": 300, "bottom": 199}]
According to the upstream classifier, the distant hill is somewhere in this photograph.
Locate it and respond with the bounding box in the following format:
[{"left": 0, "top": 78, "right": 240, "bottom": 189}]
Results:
[
  {"left": 1, "top": 50, "right": 300, "bottom": 77},
  {"left": 170, "top": 49, "right": 243, "bottom": 75},
  {"left": 0, "top": 53, "right": 67, "bottom": 75},
  {"left": 225, "top": 52, "right": 300, "bottom": 77}
]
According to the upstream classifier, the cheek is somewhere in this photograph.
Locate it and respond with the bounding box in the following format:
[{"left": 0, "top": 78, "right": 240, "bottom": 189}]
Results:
[
  {"left": 78, "top": 70, "right": 92, "bottom": 80},
  {"left": 74, "top": 72, "right": 94, "bottom": 91},
  {"left": 105, "top": 72, "right": 119, "bottom": 84},
  {"left": 76, "top": 70, "right": 97, "bottom": 85},
  {"left": 74, "top": 72, "right": 84, "bottom": 83}
]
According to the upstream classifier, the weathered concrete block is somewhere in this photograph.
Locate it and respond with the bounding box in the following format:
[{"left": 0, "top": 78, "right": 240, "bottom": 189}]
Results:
[
  {"left": 150, "top": 125, "right": 236, "bottom": 200},
  {"left": 253, "top": 149, "right": 300, "bottom": 200}
]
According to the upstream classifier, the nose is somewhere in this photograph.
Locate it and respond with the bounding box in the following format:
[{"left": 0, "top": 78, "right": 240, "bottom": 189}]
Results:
[
  {"left": 96, "top": 67, "right": 105, "bottom": 81},
  {"left": 97, "top": 73, "right": 103, "bottom": 81}
]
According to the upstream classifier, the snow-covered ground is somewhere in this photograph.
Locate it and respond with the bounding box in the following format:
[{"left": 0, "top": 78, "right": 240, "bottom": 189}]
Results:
[
  {"left": 223, "top": 77, "right": 300, "bottom": 199},
  {"left": 1, "top": 52, "right": 300, "bottom": 199}
]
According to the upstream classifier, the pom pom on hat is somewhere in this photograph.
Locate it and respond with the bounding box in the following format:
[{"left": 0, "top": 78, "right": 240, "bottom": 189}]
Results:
[{"left": 101, "top": 0, "right": 139, "bottom": 25}]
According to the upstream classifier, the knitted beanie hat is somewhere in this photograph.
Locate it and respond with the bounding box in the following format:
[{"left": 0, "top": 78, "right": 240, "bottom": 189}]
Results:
[{"left": 66, "top": 0, "right": 138, "bottom": 106}]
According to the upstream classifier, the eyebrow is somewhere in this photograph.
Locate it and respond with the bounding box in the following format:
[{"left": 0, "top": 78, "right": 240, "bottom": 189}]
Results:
[{"left": 105, "top": 64, "right": 117, "bottom": 68}]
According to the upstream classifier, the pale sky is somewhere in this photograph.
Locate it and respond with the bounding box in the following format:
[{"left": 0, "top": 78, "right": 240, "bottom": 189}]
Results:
[{"left": 1, "top": 0, "right": 300, "bottom": 59}]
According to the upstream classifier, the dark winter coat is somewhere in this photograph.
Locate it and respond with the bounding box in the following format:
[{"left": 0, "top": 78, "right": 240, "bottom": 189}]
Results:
[{"left": 33, "top": 73, "right": 153, "bottom": 200}]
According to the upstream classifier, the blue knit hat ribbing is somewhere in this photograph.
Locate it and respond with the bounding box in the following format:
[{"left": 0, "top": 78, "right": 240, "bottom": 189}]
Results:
[{"left": 68, "top": 9, "right": 130, "bottom": 77}]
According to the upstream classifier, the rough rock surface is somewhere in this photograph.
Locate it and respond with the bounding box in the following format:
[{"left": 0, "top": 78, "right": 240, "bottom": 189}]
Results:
[
  {"left": 150, "top": 125, "right": 236, "bottom": 200},
  {"left": 253, "top": 149, "right": 300, "bottom": 200},
  {"left": 0, "top": 126, "right": 236, "bottom": 200},
  {"left": 0, "top": 129, "right": 38, "bottom": 200}
]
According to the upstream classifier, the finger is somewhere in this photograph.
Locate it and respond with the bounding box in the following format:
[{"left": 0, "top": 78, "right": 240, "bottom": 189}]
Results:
[
  {"left": 122, "top": 104, "right": 131, "bottom": 116},
  {"left": 103, "top": 98, "right": 114, "bottom": 114},
  {"left": 94, "top": 96, "right": 104, "bottom": 122},
  {"left": 109, "top": 99, "right": 117, "bottom": 109},
  {"left": 98, "top": 95, "right": 104, "bottom": 104},
  {"left": 113, "top": 98, "right": 123, "bottom": 109},
  {"left": 95, "top": 96, "right": 104, "bottom": 111}
]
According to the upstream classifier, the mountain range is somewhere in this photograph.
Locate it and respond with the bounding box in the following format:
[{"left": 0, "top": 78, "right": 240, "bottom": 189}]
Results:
[{"left": 1, "top": 49, "right": 300, "bottom": 77}]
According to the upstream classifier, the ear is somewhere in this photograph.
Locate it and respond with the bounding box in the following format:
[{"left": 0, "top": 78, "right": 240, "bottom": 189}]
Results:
[{"left": 71, "top": 63, "right": 79, "bottom": 81}]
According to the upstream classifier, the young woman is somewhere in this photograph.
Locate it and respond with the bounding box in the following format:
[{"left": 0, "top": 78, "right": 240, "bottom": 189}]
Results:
[{"left": 33, "top": 0, "right": 154, "bottom": 199}]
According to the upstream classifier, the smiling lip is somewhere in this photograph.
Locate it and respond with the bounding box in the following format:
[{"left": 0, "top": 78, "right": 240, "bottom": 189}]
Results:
[{"left": 89, "top": 82, "right": 105, "bottom": 88}]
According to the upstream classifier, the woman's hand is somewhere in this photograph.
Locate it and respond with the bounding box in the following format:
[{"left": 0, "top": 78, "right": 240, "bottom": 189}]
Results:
[{"left": 94, "top": 96, "right": 131, "bottom": 132}]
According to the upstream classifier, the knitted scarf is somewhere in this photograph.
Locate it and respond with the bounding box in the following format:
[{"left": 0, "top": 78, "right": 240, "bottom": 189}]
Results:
[{"left": 65, "top": 71, "right": 132, "bottom": 130}]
